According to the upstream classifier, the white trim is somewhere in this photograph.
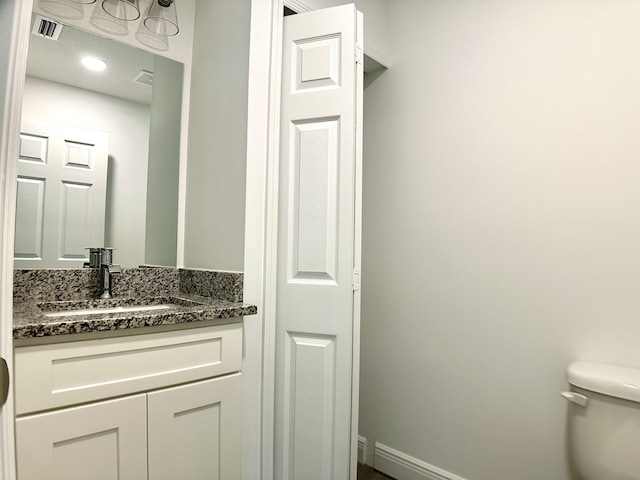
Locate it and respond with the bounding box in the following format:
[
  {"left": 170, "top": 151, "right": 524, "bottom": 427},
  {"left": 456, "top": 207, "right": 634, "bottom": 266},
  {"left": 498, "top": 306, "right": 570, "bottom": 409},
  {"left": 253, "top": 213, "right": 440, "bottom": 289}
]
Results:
[
  {"left": 363, "top": 43, "right": 391, "bottom": 70},
  {"left": 283, "top": 0, "right": 313, "bottom": 13},
  {"left": 243, "top": 0, "right": 285, "bottom": 478},
  {"left": 175, "top": 63, "right": 191, "bottom": 268},
  {"left": 350, "top": 9, "right": 364, "bottom": 480},
  {"left": 0, "top": 1, "right": 32, "bottom": 479},
  {"left": 374, "top": 443, "right": 469, "bottom": 480},
  {"left": 261, "top": 0, "right": 285, "bottom": 478},
  {"left": 357, "top": 435, "right": 368, "bottom": 465}
]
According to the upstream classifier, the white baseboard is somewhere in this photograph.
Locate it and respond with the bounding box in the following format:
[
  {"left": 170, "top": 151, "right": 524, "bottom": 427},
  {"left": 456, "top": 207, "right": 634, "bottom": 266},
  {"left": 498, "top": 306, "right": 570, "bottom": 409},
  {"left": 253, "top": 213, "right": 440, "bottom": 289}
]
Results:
[
  {"left": 373, "top": 442, "right": 468, "bottom": 480},
  {"left": 358, "top": 435, "right": 367, "bottom": 464}
]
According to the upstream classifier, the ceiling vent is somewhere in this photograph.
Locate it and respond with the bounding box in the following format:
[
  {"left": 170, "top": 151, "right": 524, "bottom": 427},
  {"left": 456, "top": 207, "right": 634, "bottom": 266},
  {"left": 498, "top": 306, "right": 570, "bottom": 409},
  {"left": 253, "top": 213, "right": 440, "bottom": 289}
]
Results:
[
  {"left": 32, "top": 14, "right": 63, "bottom": 41},
  {"left": 133, "top": 70, "right": 154, "bottom": 87}
]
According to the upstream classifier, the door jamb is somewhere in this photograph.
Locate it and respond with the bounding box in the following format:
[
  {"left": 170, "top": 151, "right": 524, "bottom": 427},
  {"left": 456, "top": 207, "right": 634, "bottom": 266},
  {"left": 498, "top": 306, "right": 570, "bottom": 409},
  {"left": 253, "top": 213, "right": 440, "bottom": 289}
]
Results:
[
  {"left": 0, "top": 1, "right": 32, "bottom": 479},
  {"left": 350, "top": 12, "right": 364, "bottom": 478},
  {"left": 243, "top": 1, "right": 284, "bottom": 479}
]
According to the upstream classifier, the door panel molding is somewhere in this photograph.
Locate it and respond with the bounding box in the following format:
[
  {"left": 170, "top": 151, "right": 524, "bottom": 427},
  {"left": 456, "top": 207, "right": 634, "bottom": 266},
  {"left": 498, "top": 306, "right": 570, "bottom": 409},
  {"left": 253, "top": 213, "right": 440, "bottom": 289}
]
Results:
[
  {"left": 288, "top": 116, "right": 340, "bottom": 284},
  {"left": 284, "top": 332, "right": 337, "bottom": 479}
]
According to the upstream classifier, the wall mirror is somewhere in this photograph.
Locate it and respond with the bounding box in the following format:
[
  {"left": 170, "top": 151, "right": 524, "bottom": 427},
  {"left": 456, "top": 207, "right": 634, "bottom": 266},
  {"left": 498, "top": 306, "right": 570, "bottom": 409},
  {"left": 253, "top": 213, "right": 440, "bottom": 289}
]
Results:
[{"left": 14, "top": 13, "right": 183, "bottom": 269}]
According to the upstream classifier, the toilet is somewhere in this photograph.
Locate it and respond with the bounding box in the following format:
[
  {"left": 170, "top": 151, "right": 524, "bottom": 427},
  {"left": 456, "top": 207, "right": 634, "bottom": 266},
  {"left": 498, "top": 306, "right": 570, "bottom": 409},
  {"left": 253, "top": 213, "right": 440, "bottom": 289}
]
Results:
[{"left": 563, "top": 361, "right": 640, "bottom": 480}]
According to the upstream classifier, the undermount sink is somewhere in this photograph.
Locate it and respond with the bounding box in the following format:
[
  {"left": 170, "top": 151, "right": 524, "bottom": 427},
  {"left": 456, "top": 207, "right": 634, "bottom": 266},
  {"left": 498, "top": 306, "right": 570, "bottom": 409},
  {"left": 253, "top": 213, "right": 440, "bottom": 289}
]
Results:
[{"left": 44, "top": 304, "right": 174, "bottom": 318}]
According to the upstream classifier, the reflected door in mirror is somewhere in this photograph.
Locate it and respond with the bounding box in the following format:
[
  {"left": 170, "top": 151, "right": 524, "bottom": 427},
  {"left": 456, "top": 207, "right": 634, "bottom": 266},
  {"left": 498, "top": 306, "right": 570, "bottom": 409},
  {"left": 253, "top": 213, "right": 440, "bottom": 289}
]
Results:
[{"left": 15, "top": 120, "right": 108, "bottom": 268}]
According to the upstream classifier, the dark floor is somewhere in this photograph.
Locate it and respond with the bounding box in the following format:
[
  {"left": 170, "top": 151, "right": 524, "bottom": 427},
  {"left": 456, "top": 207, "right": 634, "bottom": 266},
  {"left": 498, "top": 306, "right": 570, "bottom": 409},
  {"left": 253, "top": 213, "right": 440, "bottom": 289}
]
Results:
[{"left": 357, "top": 463, "right": 394, "bottom": 480}]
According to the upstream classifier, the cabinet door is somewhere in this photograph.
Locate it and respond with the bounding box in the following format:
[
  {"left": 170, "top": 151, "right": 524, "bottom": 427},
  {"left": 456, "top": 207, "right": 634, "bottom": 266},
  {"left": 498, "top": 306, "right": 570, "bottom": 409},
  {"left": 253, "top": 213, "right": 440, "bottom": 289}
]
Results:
[
  {"left": 15, "top": 394, "right": 147, "bottom": 480},
  {"left": 147, "top": 373, "right": 242, "bottom": 480}
]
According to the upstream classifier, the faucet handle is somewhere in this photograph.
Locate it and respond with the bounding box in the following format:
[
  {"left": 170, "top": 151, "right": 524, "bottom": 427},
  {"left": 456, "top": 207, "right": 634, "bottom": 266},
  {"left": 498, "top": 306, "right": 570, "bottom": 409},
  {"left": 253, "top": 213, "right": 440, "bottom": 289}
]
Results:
[
  {"left": 84, "top": 247, "right": 103, "bottom": 268},
  {"left": 100, "top": 247, "right": 116, "bottom": 265}
]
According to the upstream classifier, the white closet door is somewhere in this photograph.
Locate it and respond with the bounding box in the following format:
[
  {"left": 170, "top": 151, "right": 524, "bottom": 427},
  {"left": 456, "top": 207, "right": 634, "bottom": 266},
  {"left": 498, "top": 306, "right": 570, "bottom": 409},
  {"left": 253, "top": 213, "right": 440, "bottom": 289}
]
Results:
[
  {"left": 14, "top": 120, "right": 108, "bottom": 268},
  {"left": 275, "top": 5, "right": 363, "bottom": 479}
]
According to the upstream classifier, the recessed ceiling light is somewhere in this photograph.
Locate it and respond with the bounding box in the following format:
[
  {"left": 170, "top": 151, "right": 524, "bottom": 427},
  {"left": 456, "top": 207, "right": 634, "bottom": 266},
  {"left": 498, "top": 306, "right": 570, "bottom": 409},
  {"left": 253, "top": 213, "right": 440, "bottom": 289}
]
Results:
[{"left": 81, "top": 56, "right": 107, "bottom": 72}]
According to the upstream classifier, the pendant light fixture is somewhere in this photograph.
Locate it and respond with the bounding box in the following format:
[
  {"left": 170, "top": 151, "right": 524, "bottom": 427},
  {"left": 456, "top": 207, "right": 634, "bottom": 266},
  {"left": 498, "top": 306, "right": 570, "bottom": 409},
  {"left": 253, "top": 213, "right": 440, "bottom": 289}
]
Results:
[
  {"left": 90, "top": 0, "right": 129, "bottom": 35},
  {"left": 101, "top": 0, "right": 140, "bottom": 21},
  {"left": 36, "top": 0, "right": 181, "bottom": 51},
  {"left": 38, "top": 0, "right": 90, "bottom": 20},
  {"left": 144, "top": 0, "right": 179, "bottom": 37},
  {"left": 136, "top": 21, "right": 170, "bottom": 51}
]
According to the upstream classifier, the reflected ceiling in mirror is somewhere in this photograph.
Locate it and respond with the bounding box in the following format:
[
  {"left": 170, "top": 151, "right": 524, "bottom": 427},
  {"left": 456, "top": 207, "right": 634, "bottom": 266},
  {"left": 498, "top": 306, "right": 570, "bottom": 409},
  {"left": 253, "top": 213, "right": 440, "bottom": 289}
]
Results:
[{"left": 28, "top": 15, "right": 155, "bottom": 105}]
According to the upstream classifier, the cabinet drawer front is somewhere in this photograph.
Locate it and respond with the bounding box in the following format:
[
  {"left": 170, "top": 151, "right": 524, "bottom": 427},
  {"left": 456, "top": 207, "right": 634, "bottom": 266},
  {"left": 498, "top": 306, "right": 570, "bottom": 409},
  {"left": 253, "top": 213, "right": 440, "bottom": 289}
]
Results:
[{"left": 15, "top": 324, "right": 242, "bottom": 415}]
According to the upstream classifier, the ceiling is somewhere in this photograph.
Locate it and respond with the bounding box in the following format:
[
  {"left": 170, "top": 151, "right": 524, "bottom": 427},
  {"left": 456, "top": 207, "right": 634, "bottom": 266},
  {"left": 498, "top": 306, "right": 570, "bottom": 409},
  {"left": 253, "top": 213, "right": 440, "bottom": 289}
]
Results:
[{"left": 26, "top": 15, "right": 155, "bottom": 105}]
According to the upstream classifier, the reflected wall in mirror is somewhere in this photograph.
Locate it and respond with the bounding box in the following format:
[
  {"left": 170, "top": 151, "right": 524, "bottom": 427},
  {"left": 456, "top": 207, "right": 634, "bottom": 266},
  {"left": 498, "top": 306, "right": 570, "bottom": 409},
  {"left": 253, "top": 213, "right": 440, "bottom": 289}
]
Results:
[{"left": 15, "top": 14, "right": 183, "bottom": 269}]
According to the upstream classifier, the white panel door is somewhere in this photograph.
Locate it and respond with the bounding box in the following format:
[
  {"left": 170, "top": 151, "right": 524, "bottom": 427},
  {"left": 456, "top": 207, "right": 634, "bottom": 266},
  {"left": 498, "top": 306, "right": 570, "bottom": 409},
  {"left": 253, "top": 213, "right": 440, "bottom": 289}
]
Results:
[
  {"left": 147, "top": 373, "right": 242, "bottom": 480},
  {"left": 14, "top": 120, "right": 108, "bottom": 268},
  {"left": 15, "top": 394, "right": 147, "bottom": 480},
  {"left": 275, "top": 5, "right": 363, "bottom": 480}
]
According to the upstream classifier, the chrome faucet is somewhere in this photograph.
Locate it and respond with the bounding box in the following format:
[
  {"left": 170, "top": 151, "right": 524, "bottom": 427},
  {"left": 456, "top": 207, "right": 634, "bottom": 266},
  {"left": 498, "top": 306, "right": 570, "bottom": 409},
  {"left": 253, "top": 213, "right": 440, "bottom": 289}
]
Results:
[
  {"left": 99, "top": 247, "right": 121, "bottom": 299},
  {"left": 84, "top": 247, "right": 102, "bottom": 268}
]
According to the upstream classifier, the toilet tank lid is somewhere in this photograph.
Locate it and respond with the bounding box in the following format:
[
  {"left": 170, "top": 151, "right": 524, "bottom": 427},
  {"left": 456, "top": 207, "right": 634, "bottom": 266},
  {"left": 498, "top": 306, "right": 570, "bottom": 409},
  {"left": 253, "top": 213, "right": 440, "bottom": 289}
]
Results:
[{"left": 567, "top": 361, "right": 640, "bottom": 403}]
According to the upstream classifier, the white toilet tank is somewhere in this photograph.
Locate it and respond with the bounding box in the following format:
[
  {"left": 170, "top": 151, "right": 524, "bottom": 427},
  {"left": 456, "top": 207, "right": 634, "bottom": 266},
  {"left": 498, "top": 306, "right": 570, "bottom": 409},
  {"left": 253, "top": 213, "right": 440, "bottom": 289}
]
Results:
[{"left": 563, "top": 361, "right": 640, "bottom": 480}]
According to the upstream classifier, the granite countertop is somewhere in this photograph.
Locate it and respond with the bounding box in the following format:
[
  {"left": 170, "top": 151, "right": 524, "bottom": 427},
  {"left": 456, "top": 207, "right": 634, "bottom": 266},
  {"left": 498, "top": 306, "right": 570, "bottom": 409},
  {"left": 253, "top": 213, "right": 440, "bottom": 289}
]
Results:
[{"left": 13, "top": 293, "right": 257, "bottom": 339}]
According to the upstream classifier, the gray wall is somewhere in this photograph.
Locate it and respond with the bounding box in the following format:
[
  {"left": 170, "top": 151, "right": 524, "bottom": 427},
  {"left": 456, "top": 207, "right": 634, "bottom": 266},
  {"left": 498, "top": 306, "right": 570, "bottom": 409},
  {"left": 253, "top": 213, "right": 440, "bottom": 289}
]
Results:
[
  {"left": 183, "top": 0, "right": 250, "bottom": 271},
  {"left": 0, "top": 3, "right": 16, "bottom": 123},
  {"left": 145, "top": 56, "right": 183, "bottom": 267},
  {"left": 358, "top": 1, "right": 640, "bottom": 479}
]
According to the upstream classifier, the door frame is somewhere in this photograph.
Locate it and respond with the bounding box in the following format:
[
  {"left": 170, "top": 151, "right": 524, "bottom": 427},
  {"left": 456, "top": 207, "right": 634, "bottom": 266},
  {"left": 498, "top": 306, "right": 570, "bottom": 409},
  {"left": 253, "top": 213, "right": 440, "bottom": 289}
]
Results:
[
  {"left": 243, "top": 1, "right": 285, "bottom": 478},
  {"left": 243, "top": 1, "right": 362, "bottom": 478},
  {"left": 0, "top": 1, "right": 32, "bottom": 479}
]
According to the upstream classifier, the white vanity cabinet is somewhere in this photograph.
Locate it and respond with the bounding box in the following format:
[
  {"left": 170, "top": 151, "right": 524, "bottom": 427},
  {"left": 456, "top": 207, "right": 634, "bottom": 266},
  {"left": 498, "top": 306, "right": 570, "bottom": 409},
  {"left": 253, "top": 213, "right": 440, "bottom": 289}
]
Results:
[{"left": 14, "top": 323, "right": 243, "bottom": 480}]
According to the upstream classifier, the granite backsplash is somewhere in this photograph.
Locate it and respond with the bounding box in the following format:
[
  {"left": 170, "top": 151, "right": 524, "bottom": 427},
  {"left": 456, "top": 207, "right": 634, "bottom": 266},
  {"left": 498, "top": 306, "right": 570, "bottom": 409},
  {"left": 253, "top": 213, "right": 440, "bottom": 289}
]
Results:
[{"left": 14, "top": 267, "right": 243, "bottom": 303}]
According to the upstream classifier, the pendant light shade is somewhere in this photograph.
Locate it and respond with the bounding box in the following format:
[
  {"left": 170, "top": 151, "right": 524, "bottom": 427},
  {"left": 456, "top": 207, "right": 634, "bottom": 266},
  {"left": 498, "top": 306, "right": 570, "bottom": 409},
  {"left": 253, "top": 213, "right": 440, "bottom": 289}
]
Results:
[
  {"left": 38, "top": 0, "right": 87, "bottom": 20},
  {"left": 90, "top": 1, "right": 129, "bottom": 35},
  {"left": 101, "top": 0, "right": 140, "bottom": 21},
  {"left": 144, "top": 0, "right": 179, "bottom": 37},
  {"left": 135, "top": 20, "right": 169, "bottom": 51}
]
